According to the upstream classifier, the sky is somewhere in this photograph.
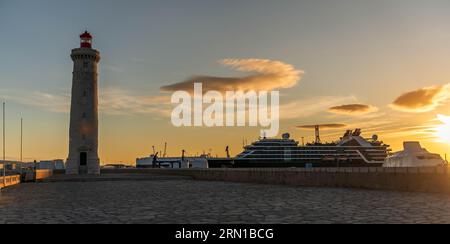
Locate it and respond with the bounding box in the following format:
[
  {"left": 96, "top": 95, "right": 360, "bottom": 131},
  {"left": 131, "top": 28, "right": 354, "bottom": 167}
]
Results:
[{"left": 1, "top": 0, "right": 450, "bottom": 164}]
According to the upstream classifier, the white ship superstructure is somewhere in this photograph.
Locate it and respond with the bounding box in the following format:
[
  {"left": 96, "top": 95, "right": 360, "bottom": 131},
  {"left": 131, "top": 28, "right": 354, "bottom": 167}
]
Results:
[{"left": 384, "top": 142, "right": 445, "bottom": 168}]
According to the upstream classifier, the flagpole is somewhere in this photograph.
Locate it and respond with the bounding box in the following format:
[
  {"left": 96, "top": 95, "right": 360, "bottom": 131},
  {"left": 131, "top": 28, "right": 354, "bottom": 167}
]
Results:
[
  {"left": 20, "top": 118, "right": 23, "bottom": 162},
  {"left": 2, "top": 102, "right": 5, "bottom": 186},
  {"left": 20, "top": 117, "right": 23, "bottom": 175}
]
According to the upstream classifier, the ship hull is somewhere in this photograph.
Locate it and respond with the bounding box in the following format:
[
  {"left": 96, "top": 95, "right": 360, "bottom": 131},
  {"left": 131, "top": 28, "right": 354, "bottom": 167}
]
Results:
[{"left": 208, "top": 159, "right": 383, "bottom": 168}]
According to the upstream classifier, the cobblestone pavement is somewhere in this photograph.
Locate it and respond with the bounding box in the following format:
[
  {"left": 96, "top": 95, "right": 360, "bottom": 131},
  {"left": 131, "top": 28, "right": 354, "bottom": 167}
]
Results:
[{"left": 1, "top": 175, "right": 450, "bottom": 224}]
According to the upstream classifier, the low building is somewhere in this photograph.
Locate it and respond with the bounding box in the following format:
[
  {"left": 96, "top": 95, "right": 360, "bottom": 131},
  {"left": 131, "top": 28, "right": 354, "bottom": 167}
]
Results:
[
  {"left": 101, "top": 164, "right": 134, "bottom": 169},
  {"left": 36, "top": 160, "right": 65, "bottom": 170},
  {"left": 0, "top": 161, "right": 22, "bottom": 171},
  {"left": 136, "top": 156, "right": 209, "bottom": 169}
]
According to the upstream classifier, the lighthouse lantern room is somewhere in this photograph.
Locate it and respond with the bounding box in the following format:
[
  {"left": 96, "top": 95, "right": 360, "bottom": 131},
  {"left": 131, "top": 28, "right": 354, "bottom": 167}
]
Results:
[{"left": 80, "top": 31, "right": 93, "bottom": 48}]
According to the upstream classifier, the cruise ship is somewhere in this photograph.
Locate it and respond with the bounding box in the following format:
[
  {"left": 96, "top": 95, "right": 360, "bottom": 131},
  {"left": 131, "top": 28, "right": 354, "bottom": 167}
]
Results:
[{"left": 209, "top": 129, "right": 390, "bottom": 168}]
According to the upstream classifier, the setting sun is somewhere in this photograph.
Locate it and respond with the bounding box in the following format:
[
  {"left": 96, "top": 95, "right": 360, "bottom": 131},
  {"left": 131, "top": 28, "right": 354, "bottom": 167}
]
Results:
[{"left": 434, "top": 114, "right": 450, "bottom": 144}]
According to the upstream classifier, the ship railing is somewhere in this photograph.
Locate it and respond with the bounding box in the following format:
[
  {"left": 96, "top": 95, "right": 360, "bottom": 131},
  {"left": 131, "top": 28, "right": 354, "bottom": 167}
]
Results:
[
  {"left": 238, "top": 150, "right": 255, "bottom": 158},
  {"left": 353, "top": 150, "right": 385, "bottom": 164}
]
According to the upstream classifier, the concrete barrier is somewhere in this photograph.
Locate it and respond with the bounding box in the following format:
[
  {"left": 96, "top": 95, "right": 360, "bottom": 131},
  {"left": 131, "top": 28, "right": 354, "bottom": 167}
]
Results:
[
  {"left": 22, "top": 169, "right": 54, "bottom": 182},
  {"left": 35, "top": 169, "right": 53, "bottom": 181},
  {"left": 0, "top": 175, "right": 21, "bottom": 189}
]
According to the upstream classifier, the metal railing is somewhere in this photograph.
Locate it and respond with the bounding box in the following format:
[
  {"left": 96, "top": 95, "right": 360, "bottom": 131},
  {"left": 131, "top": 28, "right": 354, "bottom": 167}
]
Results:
[
  {"left": 1, "top": 161, "right": 23, "bottom": 189},
  {"left": 198, "top": 166, "right": 450, "bottom": 175},
  {"left": 0, "top": 175, "right": 21, "bottom": 189}
]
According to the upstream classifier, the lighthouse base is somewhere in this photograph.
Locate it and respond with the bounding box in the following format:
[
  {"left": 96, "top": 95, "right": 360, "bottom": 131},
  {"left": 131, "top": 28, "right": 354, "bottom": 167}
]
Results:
[{"left": 66, "top": 155, "right": 100, "bottom": 175}]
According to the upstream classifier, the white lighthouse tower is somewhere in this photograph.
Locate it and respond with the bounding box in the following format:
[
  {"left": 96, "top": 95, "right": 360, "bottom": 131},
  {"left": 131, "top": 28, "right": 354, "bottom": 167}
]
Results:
[{"left": 66, "top": 31, "right": 101, "bottom": 175}]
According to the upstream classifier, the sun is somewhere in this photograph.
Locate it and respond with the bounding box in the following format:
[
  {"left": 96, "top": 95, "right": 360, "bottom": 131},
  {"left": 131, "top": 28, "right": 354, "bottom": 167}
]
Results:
[{"left": 434, "top": 114, "right": 450, "bottom": 144}]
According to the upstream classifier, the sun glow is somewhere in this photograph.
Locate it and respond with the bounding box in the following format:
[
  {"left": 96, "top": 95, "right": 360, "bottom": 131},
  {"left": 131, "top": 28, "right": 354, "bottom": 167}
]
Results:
[{"left": 434, "top": 114, "right": 450, "bottom": 144}]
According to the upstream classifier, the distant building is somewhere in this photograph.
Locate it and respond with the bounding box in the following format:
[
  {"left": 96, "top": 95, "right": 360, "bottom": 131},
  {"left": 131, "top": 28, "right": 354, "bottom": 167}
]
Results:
[
  {"left": 136, "top": 156, "right": 209, "bottom": 169},
  {"left": 1, "top": 160, "right": 64, "bottom": 171},
  {"left": 0, "top": 161, "right": 22, "bottom": 171},
  {"left": 36, "top": 160, "right": 65, "bottom": 170},
  {"left": 101, "top": 164, "right": 134, "bottom": 169}
]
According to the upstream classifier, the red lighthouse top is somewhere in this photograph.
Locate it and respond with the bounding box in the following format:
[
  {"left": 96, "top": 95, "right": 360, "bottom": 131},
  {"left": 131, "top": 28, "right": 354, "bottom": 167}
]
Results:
[{"left": 80, "top": 31, "right": 93, "bottom": 48}]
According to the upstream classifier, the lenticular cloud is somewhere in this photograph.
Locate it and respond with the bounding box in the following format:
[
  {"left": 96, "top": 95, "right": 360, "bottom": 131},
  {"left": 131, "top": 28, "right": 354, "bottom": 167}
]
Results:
[
  {"left": 161, "top": 58, "right": 304, "bottom": 93},
  {"left": 328, "top": 104, "right": 378, "bottom": 115},
  {"left": 389, "top": 84, "right": 450, "bottom": 113}
]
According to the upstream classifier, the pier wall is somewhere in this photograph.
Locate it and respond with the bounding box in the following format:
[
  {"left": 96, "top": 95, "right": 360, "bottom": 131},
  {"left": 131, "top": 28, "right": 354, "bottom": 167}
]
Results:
[
  {"left": 177, "top": 168, "right": 450, "bottom": 194},
  {"left": 100, "top": 167, "right": 450, "bottom": 194}
]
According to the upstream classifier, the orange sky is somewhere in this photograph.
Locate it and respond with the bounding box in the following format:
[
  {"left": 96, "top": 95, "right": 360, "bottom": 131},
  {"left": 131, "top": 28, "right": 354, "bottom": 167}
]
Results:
[{"left": 1, "top": 1, "right": 450, "bottom": 164}]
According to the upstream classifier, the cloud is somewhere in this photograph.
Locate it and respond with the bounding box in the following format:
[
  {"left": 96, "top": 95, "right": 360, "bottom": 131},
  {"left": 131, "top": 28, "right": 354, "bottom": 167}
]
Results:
[
  {"left": 280, "top": 95, "right": 357, "bottom": 120},
  {"left": 437, "top": 114, "right": 450, "bottom": 125},
  {"left": 102, "top": 64, "right": 125, "bottom": 73},
  {"left": 99, "top": 88, "right": 171, "bottom": 116},
  {"left": 328, "top": 104, "right": 378, "bottom": 115},
  {"left": 0, "top": 89, "right": 70, "bottom": 113},
  {"left": 319, "top": 110, "right": 438, "bottom": 142},
  {"left": 389, "top": 84, "right": 450, "bottom": 113},
  {"left": 161, "top": 58, "right": 304, "bottom": 93},
  {"left": 0, "top": 88, "right": 172, "bottom": 117}
]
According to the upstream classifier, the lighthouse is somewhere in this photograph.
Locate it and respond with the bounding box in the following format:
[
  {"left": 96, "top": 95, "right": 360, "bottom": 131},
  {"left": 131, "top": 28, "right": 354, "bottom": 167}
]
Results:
[{"left": 66, "top": 31, "right": 101, "bottom": 175}]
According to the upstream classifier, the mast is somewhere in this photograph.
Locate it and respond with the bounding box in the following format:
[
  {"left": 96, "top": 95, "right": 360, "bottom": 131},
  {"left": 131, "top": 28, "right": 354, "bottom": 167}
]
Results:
[
  {"left": 20, "top": 118, "right": 23, "bottom": 162},
  {"left": 2, "top": 102, "right": 5, "bottom": 184},
  {"left": 315, "top": 125, "right": 321, "bottom": 144},
  {"left": 163, "top": 142, "right": 167, "bottom": 158}
]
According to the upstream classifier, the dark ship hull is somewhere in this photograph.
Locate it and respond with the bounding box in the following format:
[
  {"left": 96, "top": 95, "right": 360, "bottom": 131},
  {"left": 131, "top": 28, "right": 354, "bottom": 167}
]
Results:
[{"left": 208, "top": 159, "right": 384, "bottom": 168}]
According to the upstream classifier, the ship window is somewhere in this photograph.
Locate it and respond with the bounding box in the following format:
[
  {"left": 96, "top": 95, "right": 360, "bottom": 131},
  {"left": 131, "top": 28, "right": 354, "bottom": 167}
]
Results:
[
  {"left": 83, "top": 90, "right": 87, "bottom": 97},
  {"left": 82, "top": 112, "right": 87, "bottom": 118}
]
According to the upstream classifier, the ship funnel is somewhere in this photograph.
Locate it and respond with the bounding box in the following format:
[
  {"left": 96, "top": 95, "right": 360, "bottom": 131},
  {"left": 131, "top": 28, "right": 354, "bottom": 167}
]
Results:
[
  {"left": 343, "top": 130, "right": 352, "bottom": 138},
  {"left": 352, "top": 129, "right": 362, "bottom": 136}
]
